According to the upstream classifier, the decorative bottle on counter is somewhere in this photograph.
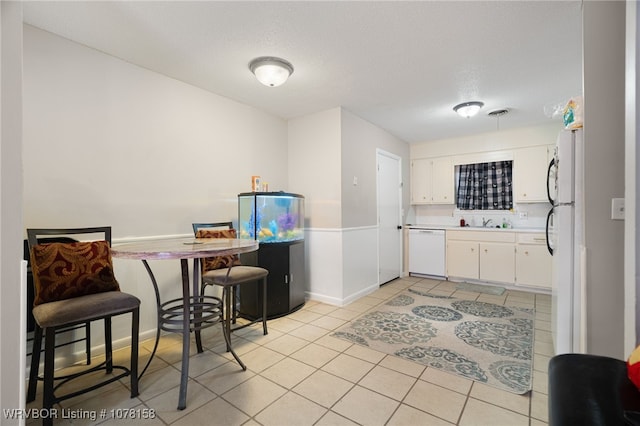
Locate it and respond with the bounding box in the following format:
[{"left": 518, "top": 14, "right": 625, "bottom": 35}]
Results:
[{"left": 460, "top": 217, "right": 465, "bottom": 227}]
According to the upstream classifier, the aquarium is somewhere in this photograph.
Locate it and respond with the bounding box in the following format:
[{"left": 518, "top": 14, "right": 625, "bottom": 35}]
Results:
[{"left": 238, "top": 192, "right": 305, "bottom": 243}]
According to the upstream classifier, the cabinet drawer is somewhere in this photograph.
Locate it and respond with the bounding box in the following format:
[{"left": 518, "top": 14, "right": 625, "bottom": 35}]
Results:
[
  {"left": 447, "top": 230, "right": 515, "bottom": 243},
  {"left": 516, "top": 233, "right": 547, "bottom": 244}
]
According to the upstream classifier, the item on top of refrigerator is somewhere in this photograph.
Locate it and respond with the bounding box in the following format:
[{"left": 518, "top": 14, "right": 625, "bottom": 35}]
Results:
[{"left": 563, "top": 96, "right": 583, "bottom": 130}]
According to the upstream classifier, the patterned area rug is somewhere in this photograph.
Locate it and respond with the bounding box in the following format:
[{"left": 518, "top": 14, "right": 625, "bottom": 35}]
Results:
[{"left": 332, "top": 287, "right": 534, "bottom": 394}]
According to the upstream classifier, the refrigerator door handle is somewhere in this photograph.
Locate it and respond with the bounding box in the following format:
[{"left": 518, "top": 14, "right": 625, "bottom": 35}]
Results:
[
  {"left": 545, "top": 208, "right": 554, "bottom": 256},
  {"left": 547, "top": 157, "right": 556, "bottom": 205}
]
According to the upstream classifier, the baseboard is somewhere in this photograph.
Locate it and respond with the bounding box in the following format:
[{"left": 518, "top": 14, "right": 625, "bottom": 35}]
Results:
[{"left": 306, "top": 282, "right": 380, "bottom": 307}]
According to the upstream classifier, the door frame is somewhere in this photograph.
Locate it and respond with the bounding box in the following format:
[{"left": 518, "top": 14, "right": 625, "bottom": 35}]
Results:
[{"left": 376, "top": 149, "right": 403, "bottom": 284}]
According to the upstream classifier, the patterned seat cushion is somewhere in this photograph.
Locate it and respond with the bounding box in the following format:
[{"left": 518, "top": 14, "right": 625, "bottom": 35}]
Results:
[
  {"left": 30, "top": 240, "right": 120, "bottom": 306},
  {"left": 195, "top": 228, "right": 242, "bottom": 272}
]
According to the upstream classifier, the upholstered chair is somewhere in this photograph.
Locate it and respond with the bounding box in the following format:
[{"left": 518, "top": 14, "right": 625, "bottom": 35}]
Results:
[{"left": 26, "top": 227, "right": 140, "bottom": 426}]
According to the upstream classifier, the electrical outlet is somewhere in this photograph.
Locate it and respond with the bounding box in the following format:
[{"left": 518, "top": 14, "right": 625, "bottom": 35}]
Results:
[
  {"left": 353, "top": 176, "right": 358, "bottom": 186},
  {"left": 611, "top": 198, "right": 625, "bottom": 220},
  {"left": 518, "top": 211, "right": 528, "bottom": 220}
]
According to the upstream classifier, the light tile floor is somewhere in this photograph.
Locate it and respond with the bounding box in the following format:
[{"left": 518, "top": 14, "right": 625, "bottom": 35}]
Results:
[{"left": 26, "top": 276, "right": 551, "bottom": 425}]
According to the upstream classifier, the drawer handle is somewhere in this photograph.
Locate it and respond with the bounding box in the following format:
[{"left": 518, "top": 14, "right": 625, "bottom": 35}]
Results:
[
  {"left": 484, "top": 249, "right": 488, "bottom": 253},
  {"left": 525, "top": 251, "right": 529, "bottom": 255}
]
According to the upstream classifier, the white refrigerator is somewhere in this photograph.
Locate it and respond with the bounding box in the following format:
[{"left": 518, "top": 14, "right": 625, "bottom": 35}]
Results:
[{"left": 546, "top": 128, "right": 585, "bottom": 355}]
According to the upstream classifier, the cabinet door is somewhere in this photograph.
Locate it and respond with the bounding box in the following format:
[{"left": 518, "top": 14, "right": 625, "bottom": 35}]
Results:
[
  {"left": 411, "top": 159, "right": 430, "bottom": 204},
  {"left": 288, "top": 241, "right": 306, "bottom": 309},
  {"left": 447, "top": 240, "right": 479, "bottom": 279},
  {"left": 514, "top": 146, "right": 549, "bottom": 202},
  {"left": 259, "top": 245, "right": 290, "bottom": 317},
  {"left": 479, "top": 242, "right": 515, "bottom": 283},
  {"left": 431, "top": 157, "right": 454, "bottom": 204},
  {"left": 515, "top": 244, "right": 552, "bottom": 288}
]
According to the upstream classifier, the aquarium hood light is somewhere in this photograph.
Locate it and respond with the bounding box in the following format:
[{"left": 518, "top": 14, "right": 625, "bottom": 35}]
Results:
[{"left": 249, "top": 56, "right": 294, "bottom": 87}]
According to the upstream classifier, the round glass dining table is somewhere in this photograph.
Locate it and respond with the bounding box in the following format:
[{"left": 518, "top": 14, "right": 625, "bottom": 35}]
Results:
[{"left": 111, "top": 237, "right": 258, "bottom": 410}]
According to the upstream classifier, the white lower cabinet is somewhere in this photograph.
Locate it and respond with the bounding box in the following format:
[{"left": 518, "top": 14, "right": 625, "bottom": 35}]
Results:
[
  {"left": 447, "top": 230, "right": 516, "bottom": 284},
  {"left": 446, "top": 240, "right": 479, "bottom": 279},
  {"left": 446, "top": 230, "right": 551, "bottom": 289},
  {"left": 480, "top": 242, "right": 515, "bottom": 284},
  {"left": 515, "top": 233, "right": 551, "bottom": 289}
]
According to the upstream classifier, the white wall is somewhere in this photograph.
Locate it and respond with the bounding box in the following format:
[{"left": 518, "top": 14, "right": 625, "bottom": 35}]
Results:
[
  {"left": 23, "top": 26, "right": 288, "bottom": 352},
  {"left": 288, "top": 108, "right": 344, "bottom": 304},
  {"left": 583, "top": 1, "right": 626, "bottom": 358},
  {"left": 23, "top": 26, "right": 288, "bottom": 237},
  {"left": 341, "top": 109, "right": 410, "bottom": 228},
  {"left": 1, "top": 1, "right": 25, "bottom": 420},
  {"left": 340, "top": 109, "right": 409, "bottom": 298},
  {"left": 410, "top": 122, "right": 560, "bottom": 158},
  {"left": 288, "top": 107, "right": 342, "bottom": 229},
  {"left": 626, "top": 0, "right": 639, "bottom": 355},
  {"left": 289, "top": 107, "right": 410, "bottom": 305}
]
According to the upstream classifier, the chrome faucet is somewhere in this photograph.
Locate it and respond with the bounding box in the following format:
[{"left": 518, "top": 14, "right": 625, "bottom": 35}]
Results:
[{"left": 482, "top": 218, "right": 493, "bottom": 227}]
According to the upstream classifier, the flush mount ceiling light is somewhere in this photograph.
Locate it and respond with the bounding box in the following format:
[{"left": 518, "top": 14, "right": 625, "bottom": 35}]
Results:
[
  {"left": 249, "top": 56, "right": 294, "bottom": 87},
  {"left": 453, "top": 101, "right": 484, "bottom": 118}
]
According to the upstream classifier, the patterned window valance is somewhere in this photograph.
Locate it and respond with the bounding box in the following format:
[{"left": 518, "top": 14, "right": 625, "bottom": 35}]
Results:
[{"left": 456, "top": 161, "right": 513, "bottom": 210}]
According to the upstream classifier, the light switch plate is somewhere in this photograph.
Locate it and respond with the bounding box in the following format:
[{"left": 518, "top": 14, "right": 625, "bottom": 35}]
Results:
[{"left": 611, "top": 198, "right": 625, "bottom": 220}]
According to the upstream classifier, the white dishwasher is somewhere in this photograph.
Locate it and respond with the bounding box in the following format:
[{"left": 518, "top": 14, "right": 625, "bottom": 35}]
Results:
[{"left": 409, "top": 228, "right": 446, "bottom": 277}]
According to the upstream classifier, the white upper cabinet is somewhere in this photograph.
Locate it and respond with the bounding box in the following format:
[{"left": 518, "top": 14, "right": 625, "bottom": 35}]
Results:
[
  {"left": 432, "top": 157, "right": 454, "bottom": 203},
  {"left": 411, "top": 157, "right": 454, "bottom": 205},
  {"left": 514, "top": 145, "right": 552, "bottom": 202},
  {"left": 411, "top": 158, "right": 430, "bottom": 204}
]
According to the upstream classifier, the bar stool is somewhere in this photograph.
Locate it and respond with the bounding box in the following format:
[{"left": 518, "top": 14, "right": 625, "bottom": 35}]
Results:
[{"left": 193, "top": 223, "right": 268, "bottom": 365}]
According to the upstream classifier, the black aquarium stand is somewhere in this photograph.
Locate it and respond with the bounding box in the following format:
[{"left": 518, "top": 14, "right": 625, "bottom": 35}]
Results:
[{"left": 239, "top": 240, "right": 305, "bottom": 320}]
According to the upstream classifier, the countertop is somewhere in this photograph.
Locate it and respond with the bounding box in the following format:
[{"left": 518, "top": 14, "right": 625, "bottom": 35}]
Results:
[{"left": 406, "top": 224, "right": 545, "bottom": 233}]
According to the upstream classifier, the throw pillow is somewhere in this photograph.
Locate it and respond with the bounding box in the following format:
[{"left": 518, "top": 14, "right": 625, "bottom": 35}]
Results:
[
  {"left": 195, "top": 228, "right": 242, "bottom": 272},
  {"left": 30, "top": 240, "right": 120, "bottom": 305}
]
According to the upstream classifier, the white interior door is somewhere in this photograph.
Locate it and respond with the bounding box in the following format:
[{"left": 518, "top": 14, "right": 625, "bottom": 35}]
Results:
[{"left": 377, "top": 150, "right": 402, "bottom": 284}]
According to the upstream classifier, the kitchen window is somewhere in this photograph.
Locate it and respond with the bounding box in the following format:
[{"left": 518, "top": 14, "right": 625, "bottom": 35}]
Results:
[{"left": 456, "top": 161, "right": 513, "bottom": 210}]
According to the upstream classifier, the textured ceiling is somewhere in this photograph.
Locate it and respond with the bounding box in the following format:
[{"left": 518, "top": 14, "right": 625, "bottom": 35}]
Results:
[{"left": 23, "top": 1, "right": 583, "bottom": 143}]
